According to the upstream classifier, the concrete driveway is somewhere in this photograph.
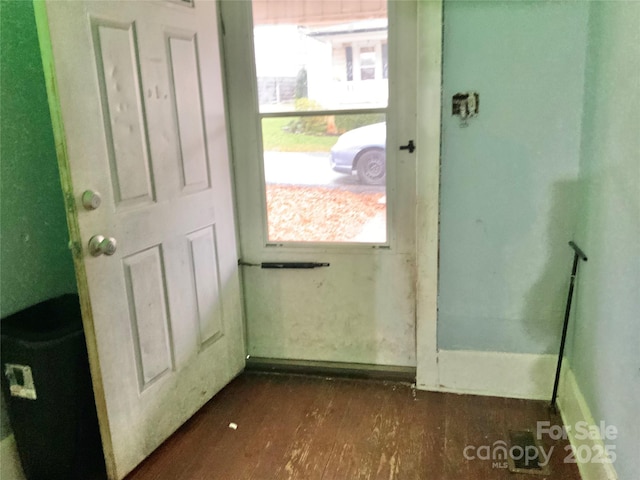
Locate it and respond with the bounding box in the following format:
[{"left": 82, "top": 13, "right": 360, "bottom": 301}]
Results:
[{"left": 263, "top": 151, "right": 385, "bottom": 193}]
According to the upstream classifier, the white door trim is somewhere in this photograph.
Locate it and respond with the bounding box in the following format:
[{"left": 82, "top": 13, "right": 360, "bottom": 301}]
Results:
[{"left": 415, "top": 0, "right": 443, "bottom": 390}]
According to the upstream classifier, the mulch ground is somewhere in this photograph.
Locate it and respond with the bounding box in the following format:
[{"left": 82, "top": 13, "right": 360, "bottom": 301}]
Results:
[{"left": 266, "top": 185, "right": 385, "bottom": 242}]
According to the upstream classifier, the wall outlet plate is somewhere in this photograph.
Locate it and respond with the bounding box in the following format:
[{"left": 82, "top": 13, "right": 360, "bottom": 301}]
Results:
[
  {"left": 452, "top": 92, "right": 479, "bottom": 118},
  {"left": 4, "top": 363, "right": 37, "bottom": 400}
]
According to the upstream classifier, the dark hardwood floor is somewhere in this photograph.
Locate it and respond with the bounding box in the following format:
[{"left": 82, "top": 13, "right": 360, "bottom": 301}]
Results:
[{"left": 125, "top": 372, "right": 582, "bottom": 480}]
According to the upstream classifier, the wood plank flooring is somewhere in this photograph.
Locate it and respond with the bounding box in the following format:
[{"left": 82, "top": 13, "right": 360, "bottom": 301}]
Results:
[{"left": 125, "top": 372, "right": 582, "bottom": 480}]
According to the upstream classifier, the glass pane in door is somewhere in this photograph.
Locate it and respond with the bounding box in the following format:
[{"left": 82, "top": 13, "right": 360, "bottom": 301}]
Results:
[
  {"left": 253, "top": 0, "right": 388, "bottom": 244},
  {"left": 252, "top": 1, "right": 388, "bottom": 113},
  {"left": 262, "top": 114, "right": 386, "bottom": 243}
]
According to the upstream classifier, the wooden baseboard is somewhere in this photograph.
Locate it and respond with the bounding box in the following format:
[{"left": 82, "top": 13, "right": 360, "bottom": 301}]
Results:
[
  {"left": 248, "top": 351, "right": 557, "bottom": 400},
  {"left": 433, "top": 350, "right": 557, "bottom": 400},
  {"left": 245, "top": 357, "right": 416, "bottom": 382},
  {"left": 558, "top": 364, "right": 619, "bottom": 480},
  {"left": 0, "top": 434, "right": 26, "bottom": 480}
]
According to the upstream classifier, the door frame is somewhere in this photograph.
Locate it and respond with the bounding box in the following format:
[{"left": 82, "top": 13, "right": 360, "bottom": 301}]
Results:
[
  {"left": 220, "top": 0, "right": 443, "bottom": 382},
  {"left": 414, "top": 0, "right": 443, "bottom": 390},
  {"left": 221, "top": 0, "right": 419, "bottom": 368}
]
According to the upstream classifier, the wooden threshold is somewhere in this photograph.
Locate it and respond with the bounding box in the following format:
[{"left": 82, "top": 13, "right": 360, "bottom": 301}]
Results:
[{"left": 244, "top": 356, "right": 416, "bottom": 382}]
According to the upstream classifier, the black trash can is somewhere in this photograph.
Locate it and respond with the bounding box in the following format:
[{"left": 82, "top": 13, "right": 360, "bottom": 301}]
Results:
[{"left": 1, "top": 294, "right": 105, "bottom": 480}]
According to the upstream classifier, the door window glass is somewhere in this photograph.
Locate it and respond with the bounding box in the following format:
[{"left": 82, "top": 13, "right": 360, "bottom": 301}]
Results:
[{"left": 252, "top": 1, "right": 388, "bottom": 243}]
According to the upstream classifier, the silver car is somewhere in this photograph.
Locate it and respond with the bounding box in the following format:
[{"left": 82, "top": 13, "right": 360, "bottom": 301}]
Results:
[{"left": 330, "top": 122, "right": 386, "bottom": 185}]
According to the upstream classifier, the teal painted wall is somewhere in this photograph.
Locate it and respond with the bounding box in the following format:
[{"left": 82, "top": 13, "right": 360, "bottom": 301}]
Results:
[
  {"left": 438, "top": 0, "right": 589, "bottom": 354},
  {"left": 0, "top": 0, "right": 77, "bottom": 439},
  {"left": 568, "top": 2, "right": 640, "bottom": 479}
]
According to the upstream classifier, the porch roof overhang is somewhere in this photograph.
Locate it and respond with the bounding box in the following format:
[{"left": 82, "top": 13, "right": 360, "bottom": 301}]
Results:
[{"left": 252, "top": 0, "right": 387, "bottom": 26}]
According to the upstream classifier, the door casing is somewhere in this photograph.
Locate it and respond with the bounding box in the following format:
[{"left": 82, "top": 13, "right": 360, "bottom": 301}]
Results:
[{"left": 414, "top": 0, "right": 443, "bottom": 390}]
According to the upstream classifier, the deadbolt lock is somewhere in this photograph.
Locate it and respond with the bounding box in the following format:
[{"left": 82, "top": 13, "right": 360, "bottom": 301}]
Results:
[{"left": 82, "top": 190, "right": 102, "bottom": 210}]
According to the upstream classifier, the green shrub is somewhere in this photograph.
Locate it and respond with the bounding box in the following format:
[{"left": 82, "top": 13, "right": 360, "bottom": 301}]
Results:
[
  {"left": 294, "top": 97, "right": 323, "bottom": 112},
  {"left": 287, "top": 98, "right": 327, "bottom": 135},
  {"left": 284, "top": 99, "right": 385, "bottom": 136}
]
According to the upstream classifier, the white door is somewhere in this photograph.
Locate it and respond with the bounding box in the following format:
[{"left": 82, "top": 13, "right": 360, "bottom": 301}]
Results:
[
  {"left": 35, "top": 1, "right": 245, "bottom": 478},
  {"left": 222, "top": 1, "right": 419, "bottom": 367}
]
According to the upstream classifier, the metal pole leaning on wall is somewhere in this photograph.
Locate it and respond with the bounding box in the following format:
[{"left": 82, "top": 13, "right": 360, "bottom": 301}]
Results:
[{"left": 550, "top": 241, "right": 588, "bottom": 410}]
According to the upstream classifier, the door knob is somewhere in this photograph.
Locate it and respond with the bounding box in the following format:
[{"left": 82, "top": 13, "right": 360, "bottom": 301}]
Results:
[{"left": 88, "top": 235, "right": 117, "bottom": 256}]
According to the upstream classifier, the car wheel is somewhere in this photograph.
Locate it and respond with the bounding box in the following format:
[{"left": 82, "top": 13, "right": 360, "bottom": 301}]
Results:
[{"left": 356, "top": 149, "right": 386, "bottom": 185}]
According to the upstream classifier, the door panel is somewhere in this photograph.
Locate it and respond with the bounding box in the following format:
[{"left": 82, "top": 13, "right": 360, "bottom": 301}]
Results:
[
  {"left": 94, "top": 20, "right": 155, "bottom": 207},
  {"left": 167, "top": 33, "right": 212, "bottom": 193},
  {"left": 244, "top": 253, "right": 416, "bottom": 365},
  {"left": 36, "top": 1, "right": 244, "bottom": 478},
  {"left": 187, "top": 225, "right": 224, "bottom": 346},
  {"left": 123, "top": 247, "right": 173, "bottom": 389},
  {"left": 222, "top": 0, "right": 417, "bottom": 367}
]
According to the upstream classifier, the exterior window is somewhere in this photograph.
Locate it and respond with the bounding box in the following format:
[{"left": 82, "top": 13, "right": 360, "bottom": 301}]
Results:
[
  {"left": 359, "top": 46, "right": 376, "bottom": 80},
  {"left": 346, "top": 46, "right": 353, "bottom": 81}
]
